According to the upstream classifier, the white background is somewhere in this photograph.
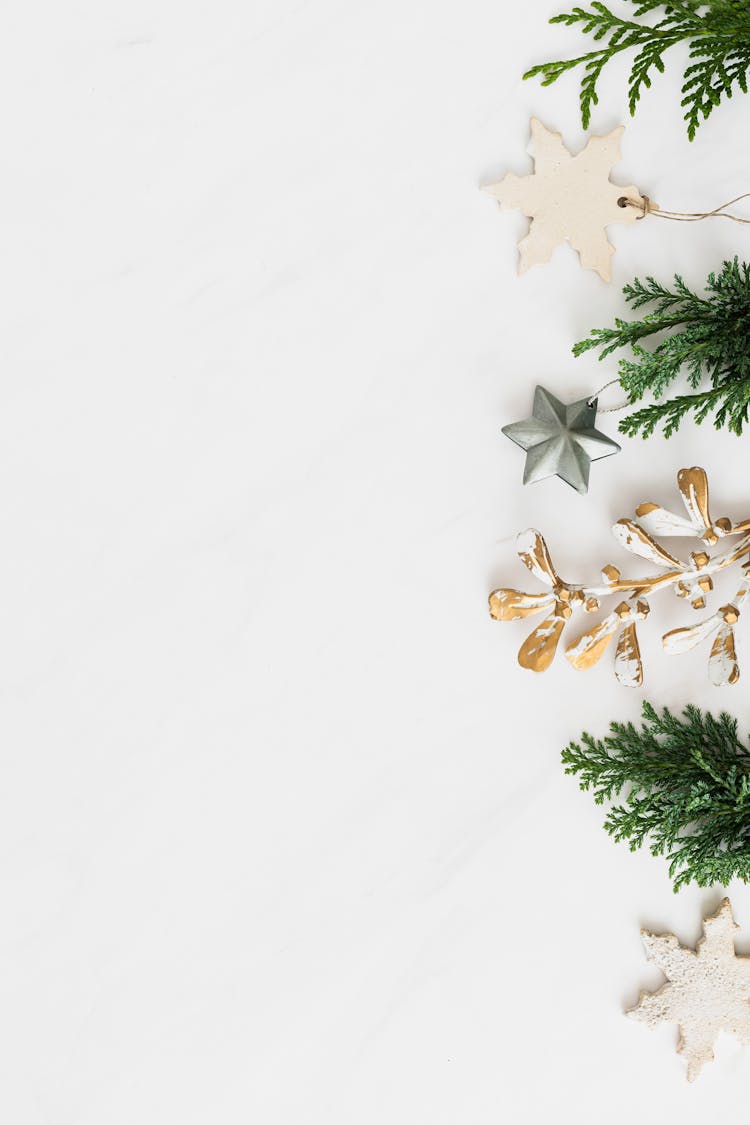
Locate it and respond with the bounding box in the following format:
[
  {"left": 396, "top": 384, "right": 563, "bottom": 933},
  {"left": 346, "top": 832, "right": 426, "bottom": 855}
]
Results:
[{"left": 2, "top": 1, "right": 750, "bottom": 1120}]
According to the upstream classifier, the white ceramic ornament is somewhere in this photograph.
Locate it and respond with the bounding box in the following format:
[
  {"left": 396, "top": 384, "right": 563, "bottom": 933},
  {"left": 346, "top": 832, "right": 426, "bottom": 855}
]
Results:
[
  {"left": 629, "top": 900, "right": 750, "bottom": 1081},
  {"left": 484, "top": 117, "right": 646, "bottom": 282}
]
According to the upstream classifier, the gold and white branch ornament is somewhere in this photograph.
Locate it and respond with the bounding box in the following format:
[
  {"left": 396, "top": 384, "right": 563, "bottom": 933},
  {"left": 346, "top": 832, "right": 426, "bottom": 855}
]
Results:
[
  {"left": 489, "top": 467, "right": 750, "bottom": 687},
  {"left": 483, "top": 118, "right": 750, "bottom": 282}
]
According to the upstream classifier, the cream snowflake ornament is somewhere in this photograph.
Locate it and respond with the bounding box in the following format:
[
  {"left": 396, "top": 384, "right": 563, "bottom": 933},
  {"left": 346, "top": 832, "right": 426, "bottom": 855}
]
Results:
[
  {"left": 489, "top": 466, "right": 750, "bottom": 686},
  {"left": 483, "top": 117, "right": 646, "bottom": 281},
  {"left": 629, "top": 900, "right": 750, "bottom": 1081}
]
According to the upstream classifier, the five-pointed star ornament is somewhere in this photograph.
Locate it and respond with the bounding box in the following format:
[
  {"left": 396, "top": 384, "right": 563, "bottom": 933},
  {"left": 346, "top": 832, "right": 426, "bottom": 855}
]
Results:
[
  {"left": 483, "top": 117, "right": 647, "bottom": 281},
  {"left": 629, "top": 900, "right": 750, "bottom": 1081},
  {"left": 502, "top": 385, "right": 620, "bottom": 494}
]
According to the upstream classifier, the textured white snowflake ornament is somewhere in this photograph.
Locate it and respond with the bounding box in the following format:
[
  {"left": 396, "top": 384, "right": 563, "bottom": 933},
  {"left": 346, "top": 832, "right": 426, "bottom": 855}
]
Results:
[
  {"left": 483, "top": 118, "right": 645, "bottom": 281},
  {"left": 629, "top": 900, "right": 750, "bottom": 1081}
]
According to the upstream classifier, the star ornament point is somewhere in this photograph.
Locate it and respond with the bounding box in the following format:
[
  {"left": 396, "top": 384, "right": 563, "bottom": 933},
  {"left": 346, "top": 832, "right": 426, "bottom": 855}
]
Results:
[
  {"left": 629, "top": 899, "right": 750, "bottom": 1081},
  {"left": 502, "top": 386, "right": 620, "bottom": 494},
  {"left": 484, "top": 117, "right": 646, "bottom": 281}
]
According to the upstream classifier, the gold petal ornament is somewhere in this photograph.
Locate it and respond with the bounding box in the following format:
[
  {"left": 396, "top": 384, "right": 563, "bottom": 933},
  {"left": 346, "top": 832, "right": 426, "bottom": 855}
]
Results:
[
  {"left": 709, "top": 622, "right": 740, "bottom": 687},
  {"left": 488, "top": 588, "right": 554, "bottom": 621},
  {"left": 488, "top": 467, "right": 750, "bottom": 686},
  {"left": 664, "top": 586, "right": 749, "bottom": 686},
  {"left": 614, "top": 622, "right": 643, "bottom": 688},
  {"left": 564, "top": 609, "right": 624, "bottom": 673},
  {"left": 611, "top": 519, "right": 683, "bottom": 569},
  {"left": 516, "top": 527, "right": 562, "bottom": 587},
  {"left": 637, "top": 466, "right": 732, "bottom": 544},
  {"left": 518, "top": 614, "right": 566, "bottom": 673},
  {"left": 483, "top": 118, "right": 646, "bottom": 281}
]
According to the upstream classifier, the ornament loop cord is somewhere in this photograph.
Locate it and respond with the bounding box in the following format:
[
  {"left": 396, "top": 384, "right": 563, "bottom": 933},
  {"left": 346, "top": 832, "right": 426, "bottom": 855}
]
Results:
[
  {"left": 618, "top": 192, "right": 750, "bottom": 225},
  {"left": 588, "top": 378, "right": 630, "bottom": 414}
]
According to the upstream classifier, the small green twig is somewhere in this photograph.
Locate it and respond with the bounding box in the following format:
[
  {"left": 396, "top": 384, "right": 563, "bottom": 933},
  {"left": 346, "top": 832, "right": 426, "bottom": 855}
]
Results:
[{"left": 524, "top": 1, "right": 750, "bottom": 139}]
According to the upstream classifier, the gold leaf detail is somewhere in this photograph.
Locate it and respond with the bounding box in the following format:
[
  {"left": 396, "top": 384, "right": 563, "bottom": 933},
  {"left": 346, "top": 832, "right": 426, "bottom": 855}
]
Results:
[
  {"left": 613, "top": 519, "right": 683, "bottom": 568},
  {"left": 663, "top": 616, "right": 720, "bottom": 655},
  {"left": 721, "top": 604, "right": 740, "bottom": 625},
  {"left": 635, "top": 500, "right": 697, "bottom": 537},
  {"left": 615, "top": 622, "right": 642, "bottom": 687},
  {"left": 709, "top": 624, "right": 740, "bottom": 686},
  {"left": 516, "top": 529, "right": 560, "bottom": 588},
  {"left": 678, "top": 466, "right": 714, "bottom": 541},
  {"left": 488, "top": 589, "right": 553, "bottom": 621},
  {"left": 518, "top": 615, "right": 565, "bottom": 672},
  {"left": 565, "top": 613, "right": 620, "bottom": 670}
]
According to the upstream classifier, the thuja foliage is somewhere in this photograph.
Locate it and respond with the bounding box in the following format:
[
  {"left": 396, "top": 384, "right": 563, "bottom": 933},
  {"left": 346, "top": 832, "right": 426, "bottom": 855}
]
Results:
[
  {"left": 563, "top": 702, "right": 750, "bottom": 890},
  {"left": 524, "top": 1, "right": 750, "bottom": 140},
  {"left": 574, "top": 258, "right": 750, "bottom": 438}
]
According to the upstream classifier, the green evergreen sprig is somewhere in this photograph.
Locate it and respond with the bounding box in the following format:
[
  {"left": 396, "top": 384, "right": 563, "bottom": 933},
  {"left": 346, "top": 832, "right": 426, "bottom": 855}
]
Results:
[
  {"left": 563, "top": 702, "right": 750, "bottom": 890},
  {"left": 524, "top": 1, "right": 750, "bottom": 140},
  {"left": 573, "top": 258, "right": 750, "bottom": 438}
]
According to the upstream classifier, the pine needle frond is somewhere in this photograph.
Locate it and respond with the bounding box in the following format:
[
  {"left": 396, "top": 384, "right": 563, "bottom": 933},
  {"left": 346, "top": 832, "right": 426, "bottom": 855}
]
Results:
[
  {"left": 524, "top": 1, "right": 750, "bottom": 139},
  {"left": 573, "top": 258, "right": 750, "bottom": 438},
  {"left": 563, "top": 702, "right": 750, "bottom": 890}
]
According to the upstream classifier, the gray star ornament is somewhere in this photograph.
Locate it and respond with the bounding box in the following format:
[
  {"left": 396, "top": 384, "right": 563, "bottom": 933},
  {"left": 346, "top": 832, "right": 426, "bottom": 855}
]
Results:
[{"left": 502, "top": 385, "right": 620, "bottom": 494}]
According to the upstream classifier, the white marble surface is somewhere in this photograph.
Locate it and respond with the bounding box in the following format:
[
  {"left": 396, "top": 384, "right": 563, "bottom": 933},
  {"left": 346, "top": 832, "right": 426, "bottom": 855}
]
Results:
[{"left": 3, "top": 2, "right": 750, "bottom": 1120}]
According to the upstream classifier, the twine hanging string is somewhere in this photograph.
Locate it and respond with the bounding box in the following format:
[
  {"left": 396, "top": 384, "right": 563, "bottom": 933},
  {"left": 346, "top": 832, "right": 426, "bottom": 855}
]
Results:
[
  {"left": 587, "top": 378, "right": 631, "bottom": 414},
  {"left": 618, "top": 192, "right": 750, "bottom": 224}
]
